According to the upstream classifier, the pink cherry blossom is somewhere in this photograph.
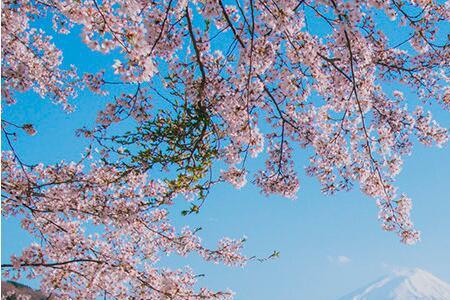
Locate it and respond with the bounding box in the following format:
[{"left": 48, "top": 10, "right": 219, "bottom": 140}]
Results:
[{"left": 2, "top": 0, "right": 450, "bottom": 297}]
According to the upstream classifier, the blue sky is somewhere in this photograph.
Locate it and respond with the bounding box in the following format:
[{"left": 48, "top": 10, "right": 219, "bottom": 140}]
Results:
[{"left": 2, "top": 6, "right": 450, "bottom": 300}]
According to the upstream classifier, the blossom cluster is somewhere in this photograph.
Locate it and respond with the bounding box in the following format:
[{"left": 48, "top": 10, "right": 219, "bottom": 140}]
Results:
[{"left": 1, "top": 152, "right": 246, "bottom": 299}]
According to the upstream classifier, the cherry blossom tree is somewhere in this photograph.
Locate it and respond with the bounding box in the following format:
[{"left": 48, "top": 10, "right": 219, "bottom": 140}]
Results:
[{"left": 2, "top": 0, "right": 449, "bottom": 298}]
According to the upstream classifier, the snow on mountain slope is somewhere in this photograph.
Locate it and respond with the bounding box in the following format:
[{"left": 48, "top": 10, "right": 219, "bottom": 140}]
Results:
[{"left": 338, "top": 268, "right": 450, "bottom": 300}]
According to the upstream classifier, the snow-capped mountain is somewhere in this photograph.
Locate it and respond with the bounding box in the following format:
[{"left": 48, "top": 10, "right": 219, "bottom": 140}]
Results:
[{"left": 338, "top": 268, "right": 450, "bottom": 300}]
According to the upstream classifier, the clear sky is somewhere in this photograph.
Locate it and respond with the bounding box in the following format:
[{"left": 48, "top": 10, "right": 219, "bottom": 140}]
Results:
[{"left": 2, "top": 9, "right": 450, "bottom": 300}]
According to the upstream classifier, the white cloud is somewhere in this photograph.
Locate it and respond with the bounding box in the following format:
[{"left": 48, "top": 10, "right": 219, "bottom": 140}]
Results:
[
  {"left": 327, "top": 255, "right": 351, "bottom": 265},
  {"left": 337, "top": 255, "right": 351, "bottom": 264}
]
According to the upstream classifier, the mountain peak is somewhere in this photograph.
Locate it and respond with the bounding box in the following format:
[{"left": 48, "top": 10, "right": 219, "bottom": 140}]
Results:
[{"left": 338, "top": 268, "right": 450, "bottom": 300}]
